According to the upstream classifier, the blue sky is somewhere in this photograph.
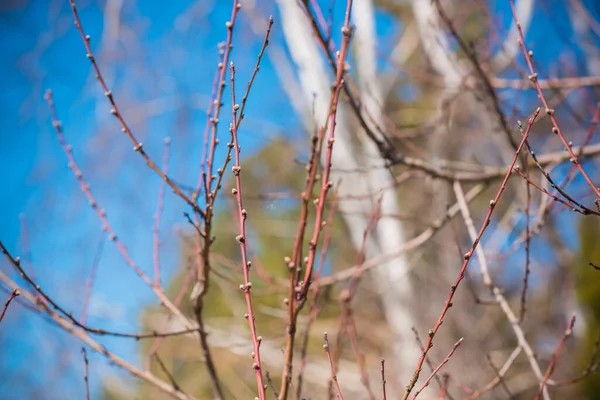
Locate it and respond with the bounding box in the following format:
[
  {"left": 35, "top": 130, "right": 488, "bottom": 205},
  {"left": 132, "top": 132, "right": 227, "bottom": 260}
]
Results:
[
  {"left": 0, "top": 0, "right": 359, "bottom": 397},
  {"left": 0, "top": 0, "right": 298, "bottom": 396},
  {"left": 1, "top": 0, "right": 599, "bottom": 398}
]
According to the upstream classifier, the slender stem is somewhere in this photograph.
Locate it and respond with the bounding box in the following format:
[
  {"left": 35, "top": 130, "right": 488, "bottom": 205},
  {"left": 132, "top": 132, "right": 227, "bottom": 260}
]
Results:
[
  {"left": 402, "top": 108, "right": 541, "bottom": 400},
  {"left": 0, "top": 289, "right": 20, "bottom": 323}
]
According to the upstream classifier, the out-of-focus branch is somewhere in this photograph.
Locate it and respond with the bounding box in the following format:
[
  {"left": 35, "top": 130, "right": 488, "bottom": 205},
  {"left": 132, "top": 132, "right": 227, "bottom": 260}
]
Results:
[
  {"left": 490, "top": 0, "right": 534, "bottom": 71},
  {"left": 67, "top": 0, "right": 205, "bottom": 218},
  {"left": 534, "top": 315, "right": 577, "bottom": 400},
  {"left": 0, "top": 267, "right": 197, "bottom": 400}
]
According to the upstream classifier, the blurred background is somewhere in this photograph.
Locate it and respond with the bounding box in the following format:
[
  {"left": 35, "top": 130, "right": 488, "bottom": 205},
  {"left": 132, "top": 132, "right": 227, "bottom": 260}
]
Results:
[{"left": 1, "top": 0, "right": 600, "bottom": 399}]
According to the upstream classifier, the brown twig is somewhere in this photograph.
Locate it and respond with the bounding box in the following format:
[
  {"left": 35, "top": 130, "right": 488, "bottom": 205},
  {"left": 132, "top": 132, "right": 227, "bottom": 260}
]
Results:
[
  {"left": 82, "top": 347, "right": 90, "bottom": 400},
  {"left": 296, "top": 191, "right": 339, "bottom": 399},
  {"left": 323, "top": 332, "right": 343, "bottom": 400},
  {"left": 381, "top": 359, "right": 387, "bottom": 400},
  {"left": 1, "top": 241, "right": 198, "bottom": 340},
  {"left": 411, "top": 328, "right": 448, "bottom": 396},
  {"left": 155, "top": 352, "right": 181, "bottom": 392},
  {"left": 196, "top": 45, "right": 226, "bottom": 199},
  {"left": 520, "top": 155, "right": 532, "bottom": 322},
  {"left": 0, "top": 269, "right": 196, "bottom": 400},
  {"left": 230, "top": 61, "right": 266, "bottom": 400},
  {"left": 279, "top": 2, "right": 354, "bottom": 397},
  {"left": 0, "top": 289, "right": 20, "bottom": 323},
  {"left": 412, "top": 338, "right": 463, "bottom": 399}
]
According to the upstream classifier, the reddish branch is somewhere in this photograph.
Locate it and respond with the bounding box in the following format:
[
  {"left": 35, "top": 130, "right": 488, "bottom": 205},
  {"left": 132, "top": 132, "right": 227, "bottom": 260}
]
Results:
[
  {"left": 412, "top": 338, "right": 463, "bottom": 399},
  {"left": 411, "top": 328, "right": 449, "bottom": 396},
  {"left": 278, "top": 2, "right": 354, "bottom": 398},
  {"left": 229, "top": 62, "right": 266, "bottom": 400},
  {"left": 191, "top": 4, "right": 243, "bottom": 398},
  {"left": 191, "top": 11, "right": 272, "bottom": 399},
  {"left": 323, "top": 333, "right": 344, "bottom": 400},
  {"left": 509, "top": 0, "right": 600, "bottom": 201},
  {"left": 514, "top": 168, "right": 591, "bottom": 214},
  {"left": 296, "top": 192, "right": 339, "bottom": 399},
  {"left": 401, "top": 108, "right": 541, "bottom": 399},
  {"left": 67, "top": 0, "right": 206, "bottom": 218},
  {"left": 346, "top": 318, "right": 376, "bottom": 400},
  {"left": 203, "top": 2, "right": 241, "bottom": 204}
]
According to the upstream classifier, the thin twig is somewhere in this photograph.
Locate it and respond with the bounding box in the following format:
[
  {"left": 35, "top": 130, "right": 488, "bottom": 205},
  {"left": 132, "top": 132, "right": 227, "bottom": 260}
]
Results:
[
  {"left": 82, "top": 348, "right": 90, "bottom": 400},
  {"left": 279, "top": 2, "right": 355, "bottom": 397},
  {"left": 153, "top": 137, "right": 171, "bottom": 288},
  {"left": 323, "top": 333, "right": 343, "bottom": 400},
  {"left": 67, "top": 0, "right": 205, "bottom": 218},
  {"left": 0, "top": 268, "right": 196, "bottom": 400},
  {"left": 520, "top": 156, "right": 531, "bottom": 322},
  {"left": 1, "top": 241, "right": 199, "bottom": 340},
  {"left": 401, "top": 108, "right": 540, "bottom": 400},
  {"left": 155, "top": 352, "right": 181, "bottom": 392},
  {"left": 412, "top": 338, "right": 463, "bottom": 399},
  {"left": 296, "top": 191, "right": 339, "bottom": 399},
  {"left": 0, "top": 289, "right": 20, "bottom": 323},
  {"left": 230, "top": 61, "right": 266, "bottom": 400},
  {"left": 534, "top": 315, "right": 577, "bottom": 400},
  {"left": 509, "top": 0, "right": 600, "bottom": 201},
  {"left": 44, "top": 90, "right": 196, "bottom": 332},
  {"left": 453, "top": 174, "right": 550, "bottom": 400},
  {"left": 81, "top": 232, "right": 105, "bottom": 326},
  {"left": 381, "top": 359, "right": 387, "bottom": 400},
  {"left": 466, "top": 346, "right": 522, "bottom": 400}
]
